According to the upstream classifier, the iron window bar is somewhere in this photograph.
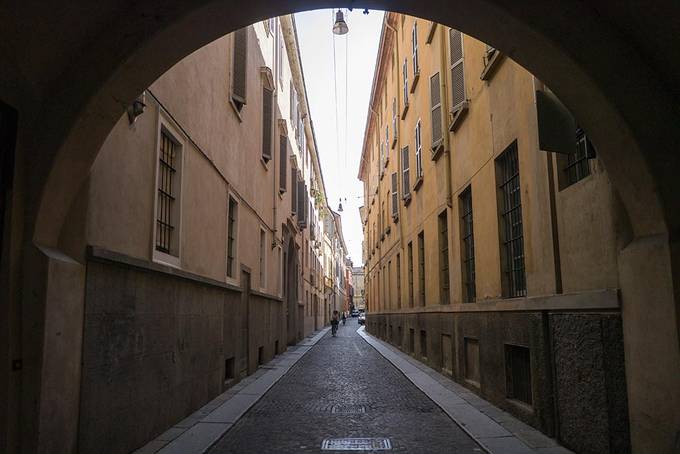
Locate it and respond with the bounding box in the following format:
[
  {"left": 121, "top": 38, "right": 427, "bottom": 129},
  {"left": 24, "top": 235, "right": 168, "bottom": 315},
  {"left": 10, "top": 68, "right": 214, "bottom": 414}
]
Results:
[
  {"left": 498, "top": 145, "right": 526, "bottom": 297},
  {"left": 461, "top": 187, "right": 476, "bottom": 303},
  {"left": 156, "top": 132, "right": 177, "bottom": 254}
]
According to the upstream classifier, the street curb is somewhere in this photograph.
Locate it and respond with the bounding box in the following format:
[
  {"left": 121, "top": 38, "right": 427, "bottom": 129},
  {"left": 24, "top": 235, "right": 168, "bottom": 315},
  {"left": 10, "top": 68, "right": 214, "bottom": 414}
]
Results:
[
  {"left": 357, "top": 326, "right": 572, "bottom": 454},
  {"left": 134, "top": 327, "right": 331, "bottom": 454}
]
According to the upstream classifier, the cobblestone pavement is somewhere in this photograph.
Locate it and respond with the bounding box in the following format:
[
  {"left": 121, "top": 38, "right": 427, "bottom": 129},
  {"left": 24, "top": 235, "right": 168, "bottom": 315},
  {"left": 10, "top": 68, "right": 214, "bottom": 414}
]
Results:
[{"left": 209, "top": 319, "right": 483, "bottom": 453}]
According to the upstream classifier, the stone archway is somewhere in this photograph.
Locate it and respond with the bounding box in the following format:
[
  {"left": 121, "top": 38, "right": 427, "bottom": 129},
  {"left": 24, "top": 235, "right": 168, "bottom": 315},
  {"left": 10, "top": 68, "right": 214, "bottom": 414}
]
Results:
[{"left": 1, "top": 1, "right": 680, "bottom": 452}]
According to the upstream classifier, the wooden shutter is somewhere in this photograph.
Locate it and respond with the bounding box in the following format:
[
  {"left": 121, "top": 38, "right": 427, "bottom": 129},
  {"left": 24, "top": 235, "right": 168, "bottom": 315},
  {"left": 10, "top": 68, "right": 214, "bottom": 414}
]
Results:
[
  {"left": 391, "top": 173, "right": 398, "bottom": 218},
  {"left": 297, "top": 179, "right": 306, "bottom": 227},
  {"left": 430, "top": 72, "right": 442, "bottom": 148},
  {"left": 449, "top": 29, "right": 465, "bottom": 110},
  {"left": 402, "top": 146, "right": 410, "bottom": 197},
  {"left": 262, "top": 87, "right": 273, "bottom": 161},
  {"left": 402, "top": 59, "right": 409, "bottom": 106},
  {"left": 232, "top": 27, "right": 248, "bottom": 105},
  {"left": 392, "top": 98, "right": 397, "bottom": 145},
  {"left": 291, "top": 168, "right": 298, "bottom": 214},
  {"left": 412, "top": 22, "right": 419, "bottom": 74},
  {"left": 279, "top": 135, "right": 287, "bottom": 192}
]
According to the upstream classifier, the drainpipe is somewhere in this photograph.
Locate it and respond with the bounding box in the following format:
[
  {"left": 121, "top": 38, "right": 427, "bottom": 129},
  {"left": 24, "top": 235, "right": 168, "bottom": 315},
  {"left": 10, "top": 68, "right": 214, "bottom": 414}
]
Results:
[{"left": 439, "top": 23, "right": 454, "bottom": 208}]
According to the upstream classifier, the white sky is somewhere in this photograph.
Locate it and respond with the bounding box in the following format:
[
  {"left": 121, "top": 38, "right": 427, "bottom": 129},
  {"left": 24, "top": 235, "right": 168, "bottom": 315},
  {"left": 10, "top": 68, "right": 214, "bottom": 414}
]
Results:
[{"left": 295, "top": 9, "right": 383, "bottom": 266}]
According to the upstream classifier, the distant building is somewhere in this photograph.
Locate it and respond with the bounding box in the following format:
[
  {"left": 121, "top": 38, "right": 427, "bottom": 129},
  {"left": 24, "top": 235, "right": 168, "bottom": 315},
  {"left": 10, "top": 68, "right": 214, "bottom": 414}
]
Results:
[{"left": 352, "top": 267, "right": 366, "bottom": 310}]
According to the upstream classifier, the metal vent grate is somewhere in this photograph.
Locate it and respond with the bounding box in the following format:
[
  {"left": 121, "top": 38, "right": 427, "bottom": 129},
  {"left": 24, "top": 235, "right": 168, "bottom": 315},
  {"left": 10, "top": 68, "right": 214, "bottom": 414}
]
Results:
[
  {"left": 331, "top": 404, "right": 366, "bottom": 414},
  {"left": 321, "top": 438, "right": 392, "bottom": 451}
]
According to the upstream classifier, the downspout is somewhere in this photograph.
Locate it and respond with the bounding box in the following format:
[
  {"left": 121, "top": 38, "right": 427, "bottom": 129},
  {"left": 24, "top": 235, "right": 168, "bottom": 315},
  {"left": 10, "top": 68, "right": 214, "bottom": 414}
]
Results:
[{"left": 439, "top": 23, "right": 454, "bottom": 208}]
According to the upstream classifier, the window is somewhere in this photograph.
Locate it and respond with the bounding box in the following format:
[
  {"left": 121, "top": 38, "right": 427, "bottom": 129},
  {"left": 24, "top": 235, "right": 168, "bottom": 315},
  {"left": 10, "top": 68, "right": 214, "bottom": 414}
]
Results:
[
  {"left": 155, "top": 128, "right": 182, "bottom": 262},
  {"left": 262, "top": 86, "right": 273, "bottom": 162},
  {"left": 391, "top": 172, "right": 398, "bottom": 220},
  {"left": 402, "top": 59, "right": 409, "bottom": 115},
  {"left": 387, "top": 260, "right": 392, "bottom": 308},
  {"left": 497, "top": 141, "right": 526, "bottom": 297},
  {"left": 460, "top": 187, "right": 476, "bottom": 302},
  {"left": 563, "top": 127, "right": 594, "bottom": 187},
  {"left": 438, "top": 211, "right": 450, "bottom": 305},
  {"left": 279, "top": 135, "right": 288, "bottom": 193},
  {"left": 276, "top": 23, "right": 284, "bottom": 83},
  {"left": 411, "top": 22, "right": 420, "bottom": 85},
  {"left": 418, "top": 231, "right": 425, "bottom": 306},
  {"left": 259, "top": 228, "right": 266, "bottom": 289},
  {"left": 420, "top": 330, "right": 427, "bottom": 359},
  {"left": 231, "top": 27, "right": 248, "bottom": 112},
  {"left": 464, "top": 338, "right": 480, "bottom": 386},
  {"left": 396, "top": 253, "right": 402, "bottom": 308},
  {"left": 409, "top": 328, "right": 415, "bottom": 354},
  {"left": 415, "top": 121, "right": 423, "bottom": 183},
  {"left": 408, "top": 241, "right": 414, "bottom": 307},
  {"left": 505, "top": 344, "right": 532, "bottom": 405},
  {"left": 227, "top": 196, "right": 238, "bottom": 278},
  {"left": 401, "top": 146, "right": 411, "bottom": 201},
  {"left": 430, "top": 72, "right": 443, "bottom": 155}
]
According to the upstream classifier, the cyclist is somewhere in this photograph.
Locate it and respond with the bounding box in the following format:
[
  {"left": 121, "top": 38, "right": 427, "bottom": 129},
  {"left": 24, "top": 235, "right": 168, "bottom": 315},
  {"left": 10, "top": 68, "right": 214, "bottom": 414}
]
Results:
[{"left": 331, "top": 310, "right": 339, "bottom": 336}]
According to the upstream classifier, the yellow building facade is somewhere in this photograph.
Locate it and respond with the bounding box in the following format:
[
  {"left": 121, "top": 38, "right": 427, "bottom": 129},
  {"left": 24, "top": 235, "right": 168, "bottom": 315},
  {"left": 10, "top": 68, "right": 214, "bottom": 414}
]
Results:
[{"left": 359, "top": 13, "right": 629, "bottom": 453}]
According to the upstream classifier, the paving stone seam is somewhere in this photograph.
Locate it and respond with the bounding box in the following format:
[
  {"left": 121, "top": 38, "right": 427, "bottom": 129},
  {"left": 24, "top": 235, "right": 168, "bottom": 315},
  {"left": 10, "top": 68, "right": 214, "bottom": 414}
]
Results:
[
  {"left": 134, "top": 327, "right": 331, "bottom": 454},
  {"left": 356, "top": 326, "right": 556, "bottom": 454}
]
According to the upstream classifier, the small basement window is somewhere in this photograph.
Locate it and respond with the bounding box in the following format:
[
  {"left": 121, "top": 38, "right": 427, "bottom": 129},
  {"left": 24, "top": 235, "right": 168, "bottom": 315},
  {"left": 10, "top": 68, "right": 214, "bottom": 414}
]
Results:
[{"left": 505, "top": 344, "right": 532, "bottom": 406}]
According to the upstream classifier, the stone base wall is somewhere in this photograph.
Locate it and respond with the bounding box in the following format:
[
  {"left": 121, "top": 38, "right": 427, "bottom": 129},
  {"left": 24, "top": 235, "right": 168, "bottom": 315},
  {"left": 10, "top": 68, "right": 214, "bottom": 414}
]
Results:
[
  {"left": 366, "top": 308, "right": 630, "bottom": 453},
  {"left": 78, "top": 249, "right": 286, "bottom": 454}
]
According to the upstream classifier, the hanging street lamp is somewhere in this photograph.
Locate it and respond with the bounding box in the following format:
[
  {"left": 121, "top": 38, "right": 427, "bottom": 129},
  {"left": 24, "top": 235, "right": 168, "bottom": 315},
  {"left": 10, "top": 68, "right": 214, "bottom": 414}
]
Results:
[{"left": 332, "top": 9, "right": 349, "bottom": 35}]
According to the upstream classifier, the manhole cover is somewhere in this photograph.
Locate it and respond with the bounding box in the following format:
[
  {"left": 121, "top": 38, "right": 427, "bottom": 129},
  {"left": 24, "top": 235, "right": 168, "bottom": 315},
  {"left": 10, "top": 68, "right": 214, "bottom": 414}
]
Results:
[
  {"left": 331, "top": 404, "right": 366, "bottom": 414},
  {"left": 321, "top": 438, "right": 392, "bottom": 451}
]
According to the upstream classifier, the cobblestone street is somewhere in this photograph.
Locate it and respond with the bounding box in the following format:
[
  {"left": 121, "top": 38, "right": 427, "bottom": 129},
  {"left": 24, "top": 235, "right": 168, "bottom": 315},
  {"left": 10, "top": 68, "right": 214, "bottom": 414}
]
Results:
[{"left": 209, "top": 319, "right": 483, "bottom": 453}]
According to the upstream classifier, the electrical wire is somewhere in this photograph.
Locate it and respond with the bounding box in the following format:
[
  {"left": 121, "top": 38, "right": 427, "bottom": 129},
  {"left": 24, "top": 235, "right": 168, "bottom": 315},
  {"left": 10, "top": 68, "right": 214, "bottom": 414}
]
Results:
[{"left": 332, "top": 10, "right": 340, "bottom": 186}]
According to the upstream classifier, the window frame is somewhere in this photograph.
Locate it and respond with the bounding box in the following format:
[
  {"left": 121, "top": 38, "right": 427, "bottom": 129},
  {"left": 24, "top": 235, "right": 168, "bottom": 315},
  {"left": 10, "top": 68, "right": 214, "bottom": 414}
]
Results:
[
  {"left": 226, "top": 193, "right": 240, "bottom": 282},
  {"left": 152, "top": 116, "right": 184, "bottom": 268}
]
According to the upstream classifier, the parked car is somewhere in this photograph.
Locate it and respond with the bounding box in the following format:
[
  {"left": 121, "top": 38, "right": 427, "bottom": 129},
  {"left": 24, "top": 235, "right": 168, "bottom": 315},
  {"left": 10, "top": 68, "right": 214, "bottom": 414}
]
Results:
[
  {"left": 358, "top": 313, "right": 366, "bottom": 325},
  {"left": 351, "top": 309, "right": 359, "bottom": 317}
]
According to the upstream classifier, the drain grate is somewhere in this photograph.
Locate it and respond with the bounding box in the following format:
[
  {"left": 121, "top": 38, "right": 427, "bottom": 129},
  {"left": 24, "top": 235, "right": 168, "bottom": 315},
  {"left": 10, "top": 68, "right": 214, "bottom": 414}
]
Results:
[
  {"left": 321, "top": 438, "right": 392, "bottom": 451},
  {"left": 331, "top": 404, "right": 366, "bottom": 414}
]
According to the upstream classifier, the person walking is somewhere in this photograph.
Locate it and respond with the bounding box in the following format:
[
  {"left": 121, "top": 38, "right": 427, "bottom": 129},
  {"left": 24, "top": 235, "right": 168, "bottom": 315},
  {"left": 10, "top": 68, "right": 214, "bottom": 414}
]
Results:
[
  {"left": 331, "top": 310, "right": 339, "bottom": 336},
  {"left": 341, "top": 311, "right": 347, "bottom": 326}
]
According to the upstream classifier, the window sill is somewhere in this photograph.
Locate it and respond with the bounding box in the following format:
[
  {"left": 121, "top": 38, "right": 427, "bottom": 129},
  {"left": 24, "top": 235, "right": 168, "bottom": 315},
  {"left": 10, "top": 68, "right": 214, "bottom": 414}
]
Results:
[
  {"left": 410, "top": 72, "right": 420, "bottom": 93},
  {"left": 392, "top": 215, "right": 399, "bottom": 224},
  {"left": 401, "top": 103, "right": 409, "bottom": 120},
  {"left": 480, "top": 50, "right": 505, "bottom": 81},
  {"left": 391, "top": 136, "right": 397, "bottom": 149},
  {"left": 448, "top": 102, "right": 470, "bottom": 132},
  {"left": 260, "top": 156, "right": 270, "bottom": 170},
  {"left": 403, "top": 193, "right": 412, "bottom": 206},
  {"left": 381, "top": 233, "right": 385, "bottom": 242},
  {"left": 413, "top": 176, "right": 423, "bottom": 192},
  {"left": 384, "top": 156, "right": 389, "bottom": 167},
  {"left": 430, "top": 140, "right": 444, "bottom": 161},
  {"left": 279, "top": 188, "right": 286, "bottom": 198},
  {"left": 229, "top": 96, "right": 245, "bottom": 122},
  {"left": 426, "top": 22, "right": 437, "bottom": 44},
  {"left": 386, "top": 226, "right": 391, "bottom": 235}
]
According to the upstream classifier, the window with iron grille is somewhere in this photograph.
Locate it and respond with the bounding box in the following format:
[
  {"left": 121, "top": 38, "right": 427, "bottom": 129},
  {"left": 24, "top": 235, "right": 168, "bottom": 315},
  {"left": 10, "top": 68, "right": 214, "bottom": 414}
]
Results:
[
  {"left": 418, "top": 231, "right": 426, "bottom": 306},
  {"left": 415, "top": 121, "right": 423, "bottom": 180},
  {"left": 391, "top": 172, "right": 398, "bottom": 220},
  {"left": 401, "top": 146, "right": 410, "bottom": 200},
  {"left": 259, "top": 228, "right": 266, "bottom": 289},
  {"left": 563, "top": 127, "right": 594, "bottom": 186},
  {"left": 396, "top": 253, "right": 402, "bottom": 309},
  {"left": 231, "top": 27, "right": 248, "bottom": 111},
  {"left": 262, "top": 86, "right": 273, "bottom": 162},
  {"left": 407, "top": 241, "right": 414, "bottom": 307},
  {"left": 291, "top": 167, "right": 298, "bottom": 214},
  {"left": 430, "top": 72, "right": 443, "bottom": 154},
  {"left": 460, "top": 187, "right": 476, "bottom": 302},
  {"left": 156, "top": 131, "right": 180, "bottom": 256},
  {"left": 227, "top": 196, "right": 238, "bottom": 278},
  {"left": 412, "top": 21, "right": 419, "bottom": 76},
  {"left": 438, "top": 210, "right": 450, "bottom": 305},
  {"left": 505, "top": 344, "right": 532, "bottom": 405},
  {"left": 497, "top": 141, "right": 526, "bottom": 297}
]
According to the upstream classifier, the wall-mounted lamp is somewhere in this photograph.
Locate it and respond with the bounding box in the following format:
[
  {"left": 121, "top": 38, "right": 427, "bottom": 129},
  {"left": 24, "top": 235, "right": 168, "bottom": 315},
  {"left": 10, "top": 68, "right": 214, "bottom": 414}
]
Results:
[{"left": 127, "top": 93, "right": 146, "bottom": 124}]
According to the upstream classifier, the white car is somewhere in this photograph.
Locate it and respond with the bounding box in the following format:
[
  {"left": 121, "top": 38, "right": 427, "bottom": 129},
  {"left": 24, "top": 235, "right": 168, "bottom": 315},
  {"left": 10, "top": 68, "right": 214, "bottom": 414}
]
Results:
[{"left": 358, "top": 313, "right": 366, "bottom": 325}]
